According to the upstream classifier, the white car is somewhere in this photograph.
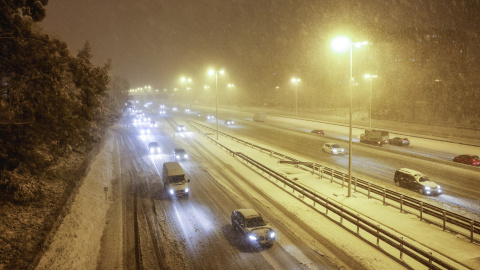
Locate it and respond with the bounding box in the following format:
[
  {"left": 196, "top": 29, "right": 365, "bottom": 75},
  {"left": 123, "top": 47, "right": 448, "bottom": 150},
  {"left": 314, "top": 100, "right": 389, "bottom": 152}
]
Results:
[
  {"left": 322, "top": 143, "right": 344, "bottom": 155},
  {"left": 224, "top": 119, "right": 235, "bottom": 125}
]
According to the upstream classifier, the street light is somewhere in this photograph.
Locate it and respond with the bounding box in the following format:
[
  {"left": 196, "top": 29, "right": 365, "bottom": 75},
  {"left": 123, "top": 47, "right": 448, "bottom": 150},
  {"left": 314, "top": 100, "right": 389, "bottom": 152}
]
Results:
[
  {"left": 331, "top": 36, "right": 368, "bottom": 198},
  {"left": 364, "top": 74, "right": 377, "bottom": 129},
  {"left": 208, "top": 69, "right": 224, "bottom": 140},
  {"left": 291, "top": 77, "right": 301, "bottom": 118},
  {"left": 180, "top": 77, "right": 192, "bottom": 111}
]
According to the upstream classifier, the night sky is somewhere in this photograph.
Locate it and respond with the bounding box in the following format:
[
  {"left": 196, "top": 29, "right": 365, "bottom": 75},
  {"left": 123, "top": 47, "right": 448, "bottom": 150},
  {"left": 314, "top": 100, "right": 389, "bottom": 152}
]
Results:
[{"left": 41, "top": 0, "right": 478, "bottom": 91}]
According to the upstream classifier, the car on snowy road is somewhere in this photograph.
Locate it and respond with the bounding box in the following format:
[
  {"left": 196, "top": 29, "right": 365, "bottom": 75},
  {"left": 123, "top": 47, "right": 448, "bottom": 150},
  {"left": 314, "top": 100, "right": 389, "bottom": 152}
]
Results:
[
  {"left": 148, "top": 142, "right": 161, "bottom": 155},
  {"left": 389, "top": 137, "right": 410, "bottom": 146},
  {"left": 394, "top": 168, "right": 442, "bottom": 196},
  {"left": 173, "top": 148, "right": 188, "bottom": 160},
  {"left": 231, "top": 209, "right": 276, "bottom": 248},
  {"left": 322, "top": 143, "right": 344, "bottom": 155},
  {"left": 453, "top": 154, "right": 480, "bottom": 166}
]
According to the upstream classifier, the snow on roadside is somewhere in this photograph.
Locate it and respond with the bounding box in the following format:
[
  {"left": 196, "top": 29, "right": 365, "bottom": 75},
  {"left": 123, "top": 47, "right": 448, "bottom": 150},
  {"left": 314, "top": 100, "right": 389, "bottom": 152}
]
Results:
[
  {"left": 189, "top": 126, "right": 480, "bottom": 269},
  {"left": 36, "top": 131, "right": 119, "bottom": 270}
]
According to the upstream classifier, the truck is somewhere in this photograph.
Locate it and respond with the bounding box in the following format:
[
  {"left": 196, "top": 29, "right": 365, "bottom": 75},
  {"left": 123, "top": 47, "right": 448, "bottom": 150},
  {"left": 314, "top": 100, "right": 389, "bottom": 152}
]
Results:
[
  {"left": 359, "top": 129, "right": 389, "bottom": 145},
  {"left": 253, "top": 112, "right": 266, "bottom": 122},
  {"left": 162, "top": 162, "right": 190, "bottom": 197}
]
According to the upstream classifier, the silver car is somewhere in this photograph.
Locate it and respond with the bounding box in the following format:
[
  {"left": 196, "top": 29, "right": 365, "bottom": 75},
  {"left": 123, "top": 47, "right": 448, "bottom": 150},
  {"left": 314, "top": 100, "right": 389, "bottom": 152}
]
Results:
[
  {"left": 231, "top": 209, "right": 276, "bottom": 247},
  {"left": 322, "top": 143, "right": 344, "bottom": 155}
]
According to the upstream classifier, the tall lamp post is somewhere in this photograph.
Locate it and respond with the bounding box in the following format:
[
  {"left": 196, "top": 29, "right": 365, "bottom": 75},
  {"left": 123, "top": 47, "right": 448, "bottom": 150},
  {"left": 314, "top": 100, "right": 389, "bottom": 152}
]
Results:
[
  {"left": 331, "top": 36, "right": 368, "bottom": 198},
  {"left": 181, "top": 77, "right": 191, "bottom": 119},
  {"left": 291, "top": 77, "right": 301, "bottom": 118},
  {"left": 208, "top": 69, "right": 224, "bottom": 140},
  {"left": 364, "top": 74, "right": 377, "bottom": 129}
]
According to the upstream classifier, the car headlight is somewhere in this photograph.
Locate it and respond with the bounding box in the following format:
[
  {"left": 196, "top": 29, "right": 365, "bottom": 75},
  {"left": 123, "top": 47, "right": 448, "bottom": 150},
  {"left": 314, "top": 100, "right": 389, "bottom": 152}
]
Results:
[
  {"left": 185, "top": 188, "right": 189, "bottom": 193},
  {"left": 248, "top": 235, "right": 257, "bottom": 241},
  {"left": 169, "top": 189, "right": 174, "bottom": 195},
  {"left": 150, "top": 149, "right": 154, "bottom": 153},
  {"left": 269, "top": 232, "right": 275, "bottom": 238},
  {"left": 332, "top": 149, "right": 337, "bottom": 153},
  {"left": 184, "top": 154, "right": 188, "bottom": 158},
  {"left": 424, "top": 186, "right": 431, "bottom": 190},
  {"left": 141, "top": 130, "right": 145, "bottom": 135},
  {"left": 176, "top": 155, "right": 180, "bottom": 158}
]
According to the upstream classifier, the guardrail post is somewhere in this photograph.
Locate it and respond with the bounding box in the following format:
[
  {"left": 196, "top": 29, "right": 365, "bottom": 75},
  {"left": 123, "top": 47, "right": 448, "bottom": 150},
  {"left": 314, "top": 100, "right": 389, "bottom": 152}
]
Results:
[
  {"left": 399, "top": 237, "right": 403, "bottom": 259},
  {"left": 368, "top": 184, "right": 371, "bottom": 199},
  {"left": 442, "top": 211, "right": 446, "bottom": 231},
  {"left": 429, "top": 252, "right": 432, "bottom": 266},
  {"left": 471, "top": 220, "right": 475, "bottom": 243},
  {"left": 383, "top": 189, "right": 386, "bottom": 205},
  {"left": 356, "top": 214, "right": 360, "bottom": 234},
  {"left": 400, "top": 195, "right": 403, "bottom": 213},
  {"left": 319, "top": 167, "right": 323, "bottom": 179},
  {"left": 331, "top": 171, "right": 333, "bottom": 183},
  {"left": 325, "top": 199, "right": 329, "bottom": 215},
  {"left": 341, "top": 174, "right": 345, "bottom": 188},
  {"left": 354, "top": 177, "right": 357, "bottom": 192},
  {"left": 312, "top": 163, "right": 315, "bottom": 175},
  {"left": 420, "top": 202, "right": 423, "bottom": 221},
  {"left": 376, "top": 225, "right": 380, "bottom": 246},
  {"left": 340, "top": 206, "right": 343, "bottom": 224}
]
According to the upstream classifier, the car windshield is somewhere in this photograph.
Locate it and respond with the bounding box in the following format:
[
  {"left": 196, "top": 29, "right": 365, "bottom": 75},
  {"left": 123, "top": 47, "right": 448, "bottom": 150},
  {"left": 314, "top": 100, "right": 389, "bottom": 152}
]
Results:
[
  {"left": 169, "top": 175, "right": 186, "bottom": 185},
  {"left": 418, "top": 176, "right": 430, "bottom": 182},
  {"left": 331, "top": 144, "right": 340, "bottom": 148},
  {"left": 246, "top": 217, "right": 266, "bottom": 227},
  {"left": 175, "top": 149, "right": 185, "bottom": 154},
  {"left": 149, "top": 143, "right": 158, "bottom": 148}
]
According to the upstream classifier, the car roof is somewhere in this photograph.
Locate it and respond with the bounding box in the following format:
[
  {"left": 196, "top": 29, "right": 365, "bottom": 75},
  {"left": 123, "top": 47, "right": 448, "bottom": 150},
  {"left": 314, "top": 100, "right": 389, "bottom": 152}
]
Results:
[
  {"left": 174, "top": 148, "right": 185, "bottom": 152},
  {"left": 397, "top": 168, "right": 425, "bottom": 177},
  {"left": 149, "top": 142, "right": 158, "bottom": 146},
  {"left": 234, "top": 209, "right": 261, "bottom": 218}
]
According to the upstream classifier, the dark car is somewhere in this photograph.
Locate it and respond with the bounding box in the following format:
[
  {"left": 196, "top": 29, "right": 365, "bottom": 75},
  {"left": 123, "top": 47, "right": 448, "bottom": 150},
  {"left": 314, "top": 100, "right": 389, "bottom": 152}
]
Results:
[
  {"left": 453, "top": 154, "right": 480, "bottom": 166},
  {"left": 389, "top": 137, "right": 410, "bottom": 146},
  {"left": 173, "top": 148, "right": 188, "bottom": 160},
  {"left": 394, "top": 168, "right": 442, "bottom": 196},
  {"left": 148, "top": 142, "right": 161, "bottom": 155},
  {"left": 231, "top": 209, "right": 276, "bottom": 247},
  {"left": 311, "top": 129, "right": 324, "bottom": 135}
]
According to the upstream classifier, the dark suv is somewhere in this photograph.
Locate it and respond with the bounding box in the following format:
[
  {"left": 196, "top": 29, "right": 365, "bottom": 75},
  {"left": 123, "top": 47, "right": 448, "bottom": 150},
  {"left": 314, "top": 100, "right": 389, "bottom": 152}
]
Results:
[{"left": 394, "top": 168, "right": 442, "bottom": 196}]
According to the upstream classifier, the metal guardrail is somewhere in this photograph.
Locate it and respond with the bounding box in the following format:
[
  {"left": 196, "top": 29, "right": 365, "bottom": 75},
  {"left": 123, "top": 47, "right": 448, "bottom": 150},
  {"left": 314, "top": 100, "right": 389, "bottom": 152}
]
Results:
[
  {"left": 188, "top": 121, "right": 464, "bottom": 270},
  {"left": 188, "top": 121, "right": 480, "bottom": 244}
]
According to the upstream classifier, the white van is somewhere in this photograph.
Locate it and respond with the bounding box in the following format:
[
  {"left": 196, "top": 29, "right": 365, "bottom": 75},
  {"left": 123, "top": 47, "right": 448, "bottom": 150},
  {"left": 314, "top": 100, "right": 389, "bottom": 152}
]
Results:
[{"left": 162, "top": 162, "right": 190, "bottom": 197}]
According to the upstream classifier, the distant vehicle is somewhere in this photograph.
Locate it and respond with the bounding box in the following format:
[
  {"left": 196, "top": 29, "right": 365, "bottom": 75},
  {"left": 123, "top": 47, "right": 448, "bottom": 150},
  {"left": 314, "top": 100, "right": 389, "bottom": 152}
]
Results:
[
  {"left": 160, "top": 104, "right": 165, "bottom": 108},
  {"left": 224, "top": 119, "right": 235, "bottom": 125},
  {"left": 140, "top": 128, "right": 150, "bottom": 135},
  {"left": 322, "top": 143, "right": 344, "bottom": 155},
  {"left": 149, "top": 120, "right": 158, "bottom": 127},
  {"left": 389, "top": 137, "right": 410, "bottom": 146},
  {"left": 311, "top": 129, "right": 324, "bottom": 135},
  {"left": 177, "top": 125, "right": 186, "bottom": 132},
  {"left": 197, "top": 113, "right": 203, "bottom": 118},
  {"left": 159, "top": 110, "right": 166, "bottom": 115},
  {"left": 360, "top": 129, "right": 389, "bottom": 145},
  {"left": 231, "top": 209, "right": 275, "bottom": 247},
  {"left": 162, "top": 162, "right": 190, "bottom": 197},
  {"left": 253, "top": 112, "right": 266, "bottom": 122},
  {"left": 185, "top": 108, "right": 190, "bottom": 112},
  {"left": 173, "top": 148, "right": 188, "bottom": 160},
  {"left": 148, "top": 142, "right": 161, "bottom": 154},
  {"left": 206, "top": 114, "right": 215, "bottom": 120},
  {"left": 172, "top": 107, "right": 177, "bottom": 111},
  {"left": 394, "top": 168, "right": 442, "bottom": 196},
  {"left": 453, "top": 154, "right": 480, "bottom": 166}
]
